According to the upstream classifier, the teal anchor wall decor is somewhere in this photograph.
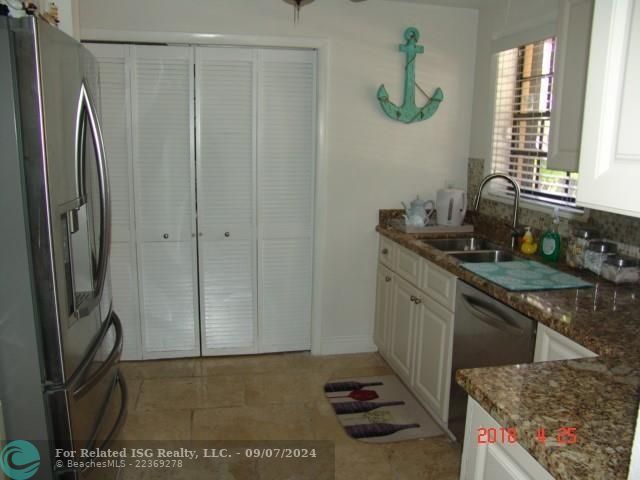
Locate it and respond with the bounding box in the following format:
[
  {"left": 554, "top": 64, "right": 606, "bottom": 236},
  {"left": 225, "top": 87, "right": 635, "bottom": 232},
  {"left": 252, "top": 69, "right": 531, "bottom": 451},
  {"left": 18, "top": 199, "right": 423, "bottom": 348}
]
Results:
[{"left": 377, "top": 27, "right": 444, "bottom": 123}]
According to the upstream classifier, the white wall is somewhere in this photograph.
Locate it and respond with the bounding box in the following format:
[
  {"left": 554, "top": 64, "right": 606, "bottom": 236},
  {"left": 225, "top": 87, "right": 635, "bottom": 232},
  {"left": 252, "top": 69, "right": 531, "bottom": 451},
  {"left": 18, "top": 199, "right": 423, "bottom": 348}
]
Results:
[
  {"left": 468, "top": 0, "right": 559, "bottom": 160},
  {"left": 79, "top": 0, "right": 478, "bottom": 354}
]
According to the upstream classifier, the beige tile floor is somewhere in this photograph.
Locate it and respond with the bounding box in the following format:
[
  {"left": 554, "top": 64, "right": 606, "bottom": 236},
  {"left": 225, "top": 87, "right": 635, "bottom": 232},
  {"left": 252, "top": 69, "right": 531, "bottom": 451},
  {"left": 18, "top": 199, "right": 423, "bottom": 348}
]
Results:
[{"left": 116, "top": 352, "right": 461, "bottom": 479}]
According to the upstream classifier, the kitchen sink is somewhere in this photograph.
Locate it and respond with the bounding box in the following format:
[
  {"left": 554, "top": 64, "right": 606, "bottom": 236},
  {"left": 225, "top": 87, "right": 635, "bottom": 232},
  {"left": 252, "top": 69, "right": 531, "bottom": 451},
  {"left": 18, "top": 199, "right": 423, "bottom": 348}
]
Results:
[
  {"left": 449, "top": 250, "right": 518, "bottom": 263},
  {"left": 421, "top": 237, "right": 501, "bottom": 252}
]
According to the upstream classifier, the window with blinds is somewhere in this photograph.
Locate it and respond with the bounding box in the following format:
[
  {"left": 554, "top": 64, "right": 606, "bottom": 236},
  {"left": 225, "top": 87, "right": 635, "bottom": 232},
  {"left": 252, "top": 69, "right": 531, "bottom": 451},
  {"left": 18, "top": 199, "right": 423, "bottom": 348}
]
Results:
[{"left": 491, "top": 37, "right": 579, "bottom": 207}]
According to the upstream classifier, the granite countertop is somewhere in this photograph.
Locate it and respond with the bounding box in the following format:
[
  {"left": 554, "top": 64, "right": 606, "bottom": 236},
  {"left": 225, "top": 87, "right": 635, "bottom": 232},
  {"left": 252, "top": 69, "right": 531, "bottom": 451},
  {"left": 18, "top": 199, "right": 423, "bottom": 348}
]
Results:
[{"left": 376, "top": 212, "right": 640, "bottom": 480}]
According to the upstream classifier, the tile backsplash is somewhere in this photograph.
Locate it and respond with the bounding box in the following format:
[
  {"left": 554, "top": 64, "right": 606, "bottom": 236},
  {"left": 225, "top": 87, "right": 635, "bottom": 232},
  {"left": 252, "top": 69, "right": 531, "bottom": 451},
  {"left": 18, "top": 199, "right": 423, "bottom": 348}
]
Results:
[{"left": 468, "top": 158, "right": 640, "bottom": 256}]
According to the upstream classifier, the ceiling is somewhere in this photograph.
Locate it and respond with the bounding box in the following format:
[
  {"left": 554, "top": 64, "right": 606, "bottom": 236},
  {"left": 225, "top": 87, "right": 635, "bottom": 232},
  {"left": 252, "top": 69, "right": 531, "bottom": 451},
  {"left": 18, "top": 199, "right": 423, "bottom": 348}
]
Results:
[{"left": 382, "top": 0, "right": 503, "bottom": 11}]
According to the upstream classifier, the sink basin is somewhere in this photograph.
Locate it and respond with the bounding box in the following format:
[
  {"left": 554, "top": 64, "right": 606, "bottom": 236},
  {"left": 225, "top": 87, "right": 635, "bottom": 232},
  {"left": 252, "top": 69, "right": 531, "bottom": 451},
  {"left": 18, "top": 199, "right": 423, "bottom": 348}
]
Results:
[
  {"left": 421, "top": 237, "right": 501, "bottom": 252},
  {"left": 450, "top": 250, "right": 518, "bottom": 263}
]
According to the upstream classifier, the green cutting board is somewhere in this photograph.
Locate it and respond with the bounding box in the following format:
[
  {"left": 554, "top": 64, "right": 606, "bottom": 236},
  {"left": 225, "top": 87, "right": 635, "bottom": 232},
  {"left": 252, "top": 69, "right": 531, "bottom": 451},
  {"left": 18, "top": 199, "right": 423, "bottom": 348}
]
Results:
[{"left": 460, "top": 260, "right": 592, "bottom": 291}]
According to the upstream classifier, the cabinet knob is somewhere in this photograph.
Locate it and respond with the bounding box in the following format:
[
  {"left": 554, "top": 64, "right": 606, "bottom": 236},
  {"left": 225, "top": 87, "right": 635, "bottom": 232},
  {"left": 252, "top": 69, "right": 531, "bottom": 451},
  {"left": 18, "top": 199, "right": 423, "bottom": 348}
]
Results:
[
  {"left": 410, "top": 295, "right": 416, "bottom": 302},
  {"left": 224, "top": 232, "right": 230, "bottom": 238},
  {"left": 414, "top": 297, "right": 422, "bottom": 305},
  {"left": 163, "top": 233, "right": 169, "bottom": 239},
  {"left": 385, "top": 276, "right": 392, "bottom": 282},
  {"left": 382, "top": 248, "right": 389, "bottom": 255}
]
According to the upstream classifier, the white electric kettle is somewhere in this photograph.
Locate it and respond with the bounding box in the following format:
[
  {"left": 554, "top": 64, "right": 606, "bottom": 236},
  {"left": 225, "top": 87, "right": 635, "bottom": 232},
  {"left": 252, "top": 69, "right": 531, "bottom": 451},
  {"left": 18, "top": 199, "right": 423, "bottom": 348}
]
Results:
[{"left": 436, "top": 189, "right": 467, "bottom": 227}]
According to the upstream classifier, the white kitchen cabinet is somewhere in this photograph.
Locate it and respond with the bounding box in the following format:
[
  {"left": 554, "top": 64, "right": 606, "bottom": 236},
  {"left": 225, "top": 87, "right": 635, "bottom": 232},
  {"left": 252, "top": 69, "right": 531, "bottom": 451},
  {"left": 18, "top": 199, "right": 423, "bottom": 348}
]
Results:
[
  {"left": 412, "top": 295, "right": 454, "bottom": 421},
  {"left": 131, "top": 45, "right": 200, "bottom": 359},
  {"left": 460, "top": 398, "right": 555, "bottom": 480},
  {"left": 375, "top": 235, "right": 456, "bottom": 426},
  {"left": 374, "top": 264, "right": 394, "bottom": 356},
  {"left": 388, "top": 275, "right": 419, "bottom": 384},
  {"left": 577, "top": 0, "right": 640, "bottom": 217},
  {"left": 534, "top": 323, "right": 597, "bottom": 362},
  {"left": 548, "top": 0, "right": 594, "bottom": 172}
]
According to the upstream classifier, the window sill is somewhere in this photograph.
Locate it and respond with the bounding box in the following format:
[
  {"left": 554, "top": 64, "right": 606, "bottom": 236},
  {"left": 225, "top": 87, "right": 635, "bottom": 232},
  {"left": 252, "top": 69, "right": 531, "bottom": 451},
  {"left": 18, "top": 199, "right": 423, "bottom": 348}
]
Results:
[{"left": 483, "top": 190, "right": 589, "bottom": 221}]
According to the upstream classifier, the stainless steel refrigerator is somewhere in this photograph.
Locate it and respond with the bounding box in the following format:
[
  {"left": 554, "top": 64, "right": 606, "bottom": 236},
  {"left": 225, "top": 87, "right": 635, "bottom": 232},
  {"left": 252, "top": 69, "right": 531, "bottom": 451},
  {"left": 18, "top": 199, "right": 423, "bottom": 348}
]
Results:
[{"left": 0, "top": 16, "right": 126, "bottom": 479}]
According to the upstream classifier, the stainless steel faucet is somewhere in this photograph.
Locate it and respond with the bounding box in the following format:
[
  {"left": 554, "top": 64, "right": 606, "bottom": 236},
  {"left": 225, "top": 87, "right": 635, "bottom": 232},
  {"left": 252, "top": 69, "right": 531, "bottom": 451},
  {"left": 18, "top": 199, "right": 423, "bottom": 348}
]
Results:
[{"left": 473, "top": 173, "right": 521, "bottom": 249}]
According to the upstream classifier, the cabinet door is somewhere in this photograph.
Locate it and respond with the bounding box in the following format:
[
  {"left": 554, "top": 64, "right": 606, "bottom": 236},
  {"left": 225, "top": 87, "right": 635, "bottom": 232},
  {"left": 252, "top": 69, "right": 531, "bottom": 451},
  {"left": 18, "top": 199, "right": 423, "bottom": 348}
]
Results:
[
  {"left": 577, "top": 0, "right": 640, "bottom": 217},
  {"left": 388, "top": 276, "right": 417, "bottom": 383},
  {"left": 374, "top": 265, "right": 394, "bottom": 357},
  {"left": 412, "top": 296, "right": 453, "bottom": 422},
  {"left": 534, "top": 323, "right": 597, "bottom": 362},
  {"left": 548, "top": 0, "right": 593, "bottom": 172},
  {"left": 85, "top": 43, "right": 141, "bottom": 360},
  {"left": 131, "top": 45, "right": 199, "bottom": 359},
  {"left": 257, "top": 49, "right": 317, "bottom": 353},
  {"left": 195, "top": 47, "right": 257, "bottom": 355},
  {"left": 460, "top": 398, "right": 555, "bottom": 480}
]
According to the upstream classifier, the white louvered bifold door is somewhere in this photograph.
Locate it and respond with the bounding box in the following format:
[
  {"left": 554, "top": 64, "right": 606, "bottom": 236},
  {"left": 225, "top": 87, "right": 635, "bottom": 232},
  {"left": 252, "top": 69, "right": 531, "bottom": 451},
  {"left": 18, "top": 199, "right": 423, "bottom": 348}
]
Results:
[
  {"left": 85, "top": 43, "right": 142, "bottom": 360},
  {"left": 195, "top": 47, "right": 258, "bottom": 355},
  {"left": 131, "top": 45, "right": 200, "bottom": 359},
  {"left": 257, "top": 49, "right": 317, "bottom": 353}
]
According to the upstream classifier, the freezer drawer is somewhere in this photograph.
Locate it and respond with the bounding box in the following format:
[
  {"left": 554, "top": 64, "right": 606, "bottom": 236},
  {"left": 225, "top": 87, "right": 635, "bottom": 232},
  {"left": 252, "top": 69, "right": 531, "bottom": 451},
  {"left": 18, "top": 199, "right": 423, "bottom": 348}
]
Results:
[{"left": 46, "top": 312, "right": 124, "bottom": 456}]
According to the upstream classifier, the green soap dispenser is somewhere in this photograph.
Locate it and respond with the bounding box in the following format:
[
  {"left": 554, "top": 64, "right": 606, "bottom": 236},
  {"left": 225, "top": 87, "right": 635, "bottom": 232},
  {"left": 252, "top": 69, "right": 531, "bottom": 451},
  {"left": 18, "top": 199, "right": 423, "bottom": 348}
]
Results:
[{"left": 541, "top": 208, "right": 562, "bottom": 262}]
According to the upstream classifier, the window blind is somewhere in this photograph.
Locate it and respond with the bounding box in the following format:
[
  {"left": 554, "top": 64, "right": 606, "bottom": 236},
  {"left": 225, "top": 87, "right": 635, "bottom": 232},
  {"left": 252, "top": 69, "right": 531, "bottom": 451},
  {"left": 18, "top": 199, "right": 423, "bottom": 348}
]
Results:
[{"left": 491, "top": 37, "right": 579, "bottom": 207}]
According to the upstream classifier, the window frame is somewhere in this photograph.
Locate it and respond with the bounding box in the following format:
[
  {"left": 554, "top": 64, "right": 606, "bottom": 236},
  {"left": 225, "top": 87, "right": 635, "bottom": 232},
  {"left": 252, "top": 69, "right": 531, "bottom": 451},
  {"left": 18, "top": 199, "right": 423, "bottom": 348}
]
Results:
[{"left": 486, "top": 36, "right": 584, "bottom": 215}]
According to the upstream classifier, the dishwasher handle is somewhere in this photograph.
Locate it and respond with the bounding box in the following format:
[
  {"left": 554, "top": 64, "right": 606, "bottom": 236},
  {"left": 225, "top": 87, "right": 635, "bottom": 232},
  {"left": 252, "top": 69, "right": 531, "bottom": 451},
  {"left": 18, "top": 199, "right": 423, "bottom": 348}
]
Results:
[{"left": 460, "top": 293, "right": 525, "bottom": 336}]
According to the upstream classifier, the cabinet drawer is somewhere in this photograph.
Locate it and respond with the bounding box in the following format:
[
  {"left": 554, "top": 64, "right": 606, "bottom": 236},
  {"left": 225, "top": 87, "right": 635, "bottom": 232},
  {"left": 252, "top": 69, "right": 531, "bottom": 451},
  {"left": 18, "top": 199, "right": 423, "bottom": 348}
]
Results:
[
  {"left": 421, "top": 259, "right": 456, "bottom": 311},
  {"left": 394, "top": 245, "right": 421, "bottom": 286},
  {"left": 378, "top": 235, "right": 396, "bottom": 268}
]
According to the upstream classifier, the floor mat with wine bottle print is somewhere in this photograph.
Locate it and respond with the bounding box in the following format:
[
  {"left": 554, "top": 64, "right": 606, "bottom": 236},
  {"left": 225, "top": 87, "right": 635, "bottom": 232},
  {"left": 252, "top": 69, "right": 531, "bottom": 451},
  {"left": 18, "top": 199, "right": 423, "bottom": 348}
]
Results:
[{"left": 324, "top": 375, "right": 444, "bottom": 443}]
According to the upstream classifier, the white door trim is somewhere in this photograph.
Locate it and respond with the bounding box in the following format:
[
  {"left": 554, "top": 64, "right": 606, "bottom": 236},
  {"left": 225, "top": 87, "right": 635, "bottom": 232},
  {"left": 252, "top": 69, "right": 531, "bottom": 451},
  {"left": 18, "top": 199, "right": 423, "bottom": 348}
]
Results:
[{"left": 82, "top": 29, "right": 329, "bottom": 355}]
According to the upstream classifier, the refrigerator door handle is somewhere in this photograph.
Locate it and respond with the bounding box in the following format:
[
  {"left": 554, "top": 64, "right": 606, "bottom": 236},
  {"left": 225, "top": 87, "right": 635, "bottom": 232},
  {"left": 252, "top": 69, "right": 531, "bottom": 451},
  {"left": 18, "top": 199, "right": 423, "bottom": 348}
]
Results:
[
  {"left": 96, "top": 372, "right": 127, "bottom": 451},
  {"left": 84, "top": 371, "right": 128, "bottom": 455},
  {"left": 72, "top": 310, "right": 123, "bottom": 399},
  {"left": 75, "top": 82, "right": 111, "bottom": 315}
]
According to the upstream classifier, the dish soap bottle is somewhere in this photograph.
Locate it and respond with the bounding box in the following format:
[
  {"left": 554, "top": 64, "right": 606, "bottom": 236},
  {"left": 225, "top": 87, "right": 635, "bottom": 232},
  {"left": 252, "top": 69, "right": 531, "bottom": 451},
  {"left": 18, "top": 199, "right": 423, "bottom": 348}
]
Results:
[
  {"left": 520, "top": 227, "right": 538, "bottom": 255},
  {"left": 541, "top": 208, "right": 562, "bottom": 262}
]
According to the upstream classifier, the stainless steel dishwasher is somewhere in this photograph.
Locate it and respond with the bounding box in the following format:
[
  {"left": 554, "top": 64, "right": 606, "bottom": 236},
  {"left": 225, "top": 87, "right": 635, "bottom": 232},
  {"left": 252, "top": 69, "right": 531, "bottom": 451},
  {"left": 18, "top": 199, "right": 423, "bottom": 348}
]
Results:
[{"left": 448, "top": 280, "right": 537, "bottom": 443}]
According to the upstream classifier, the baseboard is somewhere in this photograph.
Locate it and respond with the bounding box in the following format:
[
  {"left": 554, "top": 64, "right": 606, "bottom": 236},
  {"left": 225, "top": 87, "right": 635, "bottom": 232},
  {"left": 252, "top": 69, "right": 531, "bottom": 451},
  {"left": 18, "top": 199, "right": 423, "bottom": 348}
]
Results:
[{"left": 320, "top": 335, "right": 377, "bottom": 355}]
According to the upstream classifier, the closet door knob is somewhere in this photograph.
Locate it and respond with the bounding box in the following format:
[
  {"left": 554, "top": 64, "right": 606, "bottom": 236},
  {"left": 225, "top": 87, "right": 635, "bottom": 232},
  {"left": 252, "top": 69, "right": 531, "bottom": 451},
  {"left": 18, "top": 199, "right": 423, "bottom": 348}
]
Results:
[
  {"left": 381, "top": 248, "right": 389, "bottom": 255},
  {"left": 410, "top": 295, "right": 416, "bottom": 302},
  {"left": 414, "top": 297, "right": 422, "bottom": 305},
  {"left": 224, "top": 232, "right": 230, "bottom": 238},
  {"left": 163, "top": 233, "right": 169, "bottom": 239},
  {"left": 385, "top": 276, "right": 392, "bottom": 282}
]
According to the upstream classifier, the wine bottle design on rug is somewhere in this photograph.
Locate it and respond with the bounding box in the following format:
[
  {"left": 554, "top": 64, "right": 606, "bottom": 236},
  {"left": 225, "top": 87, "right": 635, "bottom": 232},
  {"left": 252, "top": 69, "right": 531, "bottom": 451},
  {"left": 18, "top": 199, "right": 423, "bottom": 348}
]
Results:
[
  {"left": 332, "top": 401, "right": 405, "bottom": 415},
  {"left": 324, "top": 375, "right": 444, "bottom": 443},
  {"left": 330, "top": 390, "right": 379, "bottom": 401},
  {"left": 324, "top": 381, "right": 383, "bottom": 393},
  {"left": 344, "top": 423, "right": 420, "bottom": 439}
]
